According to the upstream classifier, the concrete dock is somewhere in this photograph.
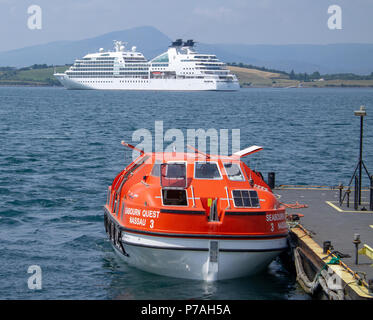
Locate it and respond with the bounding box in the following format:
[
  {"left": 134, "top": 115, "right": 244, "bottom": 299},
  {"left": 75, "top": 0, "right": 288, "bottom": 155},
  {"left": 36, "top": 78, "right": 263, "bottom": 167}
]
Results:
[{"left": 276, "top": 186, "right": 373, "bottom": 300}]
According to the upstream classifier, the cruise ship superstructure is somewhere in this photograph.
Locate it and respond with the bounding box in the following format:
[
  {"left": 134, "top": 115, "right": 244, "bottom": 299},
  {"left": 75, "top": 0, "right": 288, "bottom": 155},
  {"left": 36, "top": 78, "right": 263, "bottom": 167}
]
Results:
[{"left": 54, "top": 39, "right": 239, "bottom": 91}]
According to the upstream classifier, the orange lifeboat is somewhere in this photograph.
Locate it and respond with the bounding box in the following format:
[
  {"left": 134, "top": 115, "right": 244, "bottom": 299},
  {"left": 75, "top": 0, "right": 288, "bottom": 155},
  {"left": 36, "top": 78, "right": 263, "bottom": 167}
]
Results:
[{"left": 104, "top": 143, "right": 288, "bottom": 281}]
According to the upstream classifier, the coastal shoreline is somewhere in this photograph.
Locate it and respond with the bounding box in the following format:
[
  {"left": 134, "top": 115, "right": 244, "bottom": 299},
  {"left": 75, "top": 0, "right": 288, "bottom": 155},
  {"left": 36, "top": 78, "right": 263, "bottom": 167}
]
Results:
[{"left": 2, "top": 65, "right": 373, "bottom": 89}]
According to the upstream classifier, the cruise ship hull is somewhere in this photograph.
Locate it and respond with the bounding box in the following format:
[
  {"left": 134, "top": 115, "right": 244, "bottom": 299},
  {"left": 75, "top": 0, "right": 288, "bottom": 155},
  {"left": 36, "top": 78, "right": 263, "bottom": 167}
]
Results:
[{"left": 54, "top": 74, "right": 240, "bottom": 91}]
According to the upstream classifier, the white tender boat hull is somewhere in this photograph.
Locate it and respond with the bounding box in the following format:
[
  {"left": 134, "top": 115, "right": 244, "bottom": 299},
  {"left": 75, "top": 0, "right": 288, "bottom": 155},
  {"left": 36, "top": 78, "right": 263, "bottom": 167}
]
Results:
[{"left": 112, "top": 231, "right": 287, "bottom": 281}]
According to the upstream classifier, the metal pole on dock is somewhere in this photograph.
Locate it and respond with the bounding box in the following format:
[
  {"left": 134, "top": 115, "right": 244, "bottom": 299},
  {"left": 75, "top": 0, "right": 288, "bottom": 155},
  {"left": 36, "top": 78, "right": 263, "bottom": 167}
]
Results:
[
  {"left": 359, "top": 115, "right": 363, "bottom": 204},
  {"left": 354, "top": 176, "right": 358, "bottom": 210},
  {"left": 268, "top": 172, "right": 275, "bottom": 190},
  {"left": 369, "top": 175, "right": 373, "bottom": 211},
  {"left": 338, "top": 183, "right": 343, "bottom": 206},
  {"left": 354, "top": 106, "right": 367, "bottom": 205}
]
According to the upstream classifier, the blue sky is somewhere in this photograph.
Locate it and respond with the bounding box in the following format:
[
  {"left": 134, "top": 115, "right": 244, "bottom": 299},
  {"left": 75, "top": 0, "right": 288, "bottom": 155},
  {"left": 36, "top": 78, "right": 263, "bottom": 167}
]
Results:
[{"left": 1, "top": 0, "right": 373, "bottom": 52}]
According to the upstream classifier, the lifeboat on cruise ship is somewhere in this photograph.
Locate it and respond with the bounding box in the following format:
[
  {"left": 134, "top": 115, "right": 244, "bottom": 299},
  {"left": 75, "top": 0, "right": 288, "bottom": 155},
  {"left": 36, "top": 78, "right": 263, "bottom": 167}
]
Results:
[{"left": 103, "top": 143, "right": 288, "bottom": 281}]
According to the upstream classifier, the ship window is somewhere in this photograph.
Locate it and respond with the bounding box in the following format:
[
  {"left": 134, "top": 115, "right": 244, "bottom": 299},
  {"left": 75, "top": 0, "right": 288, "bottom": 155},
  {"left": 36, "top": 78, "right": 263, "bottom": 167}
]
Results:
[
  {"left": 194, "top": 162, "right": 221, "bottom": 180},
  {"left": 162, "top": 189, "right": 188, "bottom": 206},
  {"left": 152, "top": 53, "right": 169, "bottom": 63},
  {"left": 223, "top": 163, "right": 245, "bottom": 181},
  {"left": 232, "top": 190, "right": 260, "bottom": 208}
]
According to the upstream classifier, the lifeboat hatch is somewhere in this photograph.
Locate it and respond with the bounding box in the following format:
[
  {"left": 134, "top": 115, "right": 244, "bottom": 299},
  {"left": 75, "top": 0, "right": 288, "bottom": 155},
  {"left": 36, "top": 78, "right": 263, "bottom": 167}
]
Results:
[
  {"left": 162, "top": 189, "right": 188, "bottom": 206},
  {"left": 160, "top": 163, "right": 187, "bottom": 189}
]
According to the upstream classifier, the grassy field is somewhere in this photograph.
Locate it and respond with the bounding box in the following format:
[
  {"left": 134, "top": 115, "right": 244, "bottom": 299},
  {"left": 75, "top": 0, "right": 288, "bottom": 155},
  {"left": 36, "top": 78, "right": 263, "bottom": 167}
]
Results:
[
  {"left": 227, "top": 66, "right": 373, "bottom": 88},
  {"left": 227, "top": 66, "right": 298, "bottom": 87}
]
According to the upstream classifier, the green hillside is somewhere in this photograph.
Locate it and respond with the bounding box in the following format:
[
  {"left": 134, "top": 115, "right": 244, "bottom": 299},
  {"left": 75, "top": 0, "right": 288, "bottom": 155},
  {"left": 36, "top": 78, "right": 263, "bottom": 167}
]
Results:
[{"left": 0, "top": 65, "right": 69, "bottom": 86}]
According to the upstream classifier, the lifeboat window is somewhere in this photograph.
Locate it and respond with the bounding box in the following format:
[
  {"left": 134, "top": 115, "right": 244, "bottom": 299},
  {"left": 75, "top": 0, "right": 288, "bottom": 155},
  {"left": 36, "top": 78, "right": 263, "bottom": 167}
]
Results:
[
  {"left": 121, "top": 155, "right": 150, "bottom": 183},
  {"left": 162, "top": 189, "right": 188, "bottom": 206},
  {"left": 223, "top": 162, "right": 245, "bottom": 181},
  {"left": 160, "top": 163, "right": 187, "bottom": 189},
  {"left": 150, "top": 161, "right": 161, "bottom": 177},
  {"left": 194, "top": 162, "right": 222, "bottom": 180},
  {"left": 232, "top": 190, "right": 260, "bottom": 208}
]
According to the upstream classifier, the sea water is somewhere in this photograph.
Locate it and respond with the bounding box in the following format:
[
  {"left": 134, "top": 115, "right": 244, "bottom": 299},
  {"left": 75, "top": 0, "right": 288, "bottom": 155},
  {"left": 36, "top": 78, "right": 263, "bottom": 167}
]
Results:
[{"left": 0, "top": 87, "right": 372, "bottom": 299}]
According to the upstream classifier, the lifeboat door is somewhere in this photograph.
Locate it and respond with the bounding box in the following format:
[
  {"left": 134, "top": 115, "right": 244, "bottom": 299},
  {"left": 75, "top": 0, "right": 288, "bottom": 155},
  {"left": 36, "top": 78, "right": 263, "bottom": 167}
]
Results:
[{"left": 160, "top": 163, "right": 187, "bottom": 189}]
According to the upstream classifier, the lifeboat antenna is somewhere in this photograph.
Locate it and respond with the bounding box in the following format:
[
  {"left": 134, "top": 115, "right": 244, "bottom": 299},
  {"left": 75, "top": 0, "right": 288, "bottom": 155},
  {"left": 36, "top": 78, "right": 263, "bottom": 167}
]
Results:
[
  {"left": 121, "top": 141, "right": 144, "bottom": 155},
  {"left": 187, "top": 145, "right": 210, "bottom": 159}
]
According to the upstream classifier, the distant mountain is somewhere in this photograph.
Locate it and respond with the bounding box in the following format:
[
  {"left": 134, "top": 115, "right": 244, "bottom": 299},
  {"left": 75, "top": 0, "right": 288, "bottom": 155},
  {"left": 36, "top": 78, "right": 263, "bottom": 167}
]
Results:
[
  {"left": 0, "top": 26, "right": 171, "bottom": 68},
  {"left": 202, "top": 43, "right": 373, "bottom": 75},
  {"left": 1, "top": 26, "right": 373, "bottom": 74}
]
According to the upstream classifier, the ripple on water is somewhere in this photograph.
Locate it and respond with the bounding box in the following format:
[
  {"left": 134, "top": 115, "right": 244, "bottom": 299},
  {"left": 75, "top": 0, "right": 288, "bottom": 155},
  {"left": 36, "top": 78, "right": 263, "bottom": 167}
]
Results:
[
  {"left": 49, "top": 214, "right": 102, "bottom": 224},
  {"left": 6, "top": 198, "right": 72, "bottom": 208},
  {"left": 0, "top": 87, "right": 372, "bottom": 299}
]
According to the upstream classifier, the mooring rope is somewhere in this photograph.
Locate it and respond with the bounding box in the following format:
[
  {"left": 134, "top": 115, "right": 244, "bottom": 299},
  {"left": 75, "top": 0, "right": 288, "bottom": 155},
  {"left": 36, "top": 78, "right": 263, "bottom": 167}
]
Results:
[{"left": 293, "top": 247, "right": 344, "bottom": 300}]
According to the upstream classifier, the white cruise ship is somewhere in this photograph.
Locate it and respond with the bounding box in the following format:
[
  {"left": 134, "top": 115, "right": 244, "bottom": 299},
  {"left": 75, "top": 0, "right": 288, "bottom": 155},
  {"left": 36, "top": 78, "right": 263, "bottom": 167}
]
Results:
[{"left": 54, "top": 39, "right": 239, "bottom": 91}]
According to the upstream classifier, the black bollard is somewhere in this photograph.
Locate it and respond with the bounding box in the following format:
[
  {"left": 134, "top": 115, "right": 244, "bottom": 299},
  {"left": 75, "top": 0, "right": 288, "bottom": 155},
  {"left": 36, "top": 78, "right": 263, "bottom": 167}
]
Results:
[
  {"left": 323, "top": 241, "right": 332, "bottom": 254},
  {"left": 354, "top": 236, "right": 361, "bottom": 265},
  {"left": 268, "top": 172, "right": 275, "bottom": 190}
]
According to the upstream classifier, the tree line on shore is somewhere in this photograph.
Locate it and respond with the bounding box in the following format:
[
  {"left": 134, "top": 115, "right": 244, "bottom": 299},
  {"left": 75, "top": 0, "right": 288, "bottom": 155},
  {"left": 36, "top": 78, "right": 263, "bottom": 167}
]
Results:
[{"left": 0, "top": 64, "right": 71, "bottom": 72}]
